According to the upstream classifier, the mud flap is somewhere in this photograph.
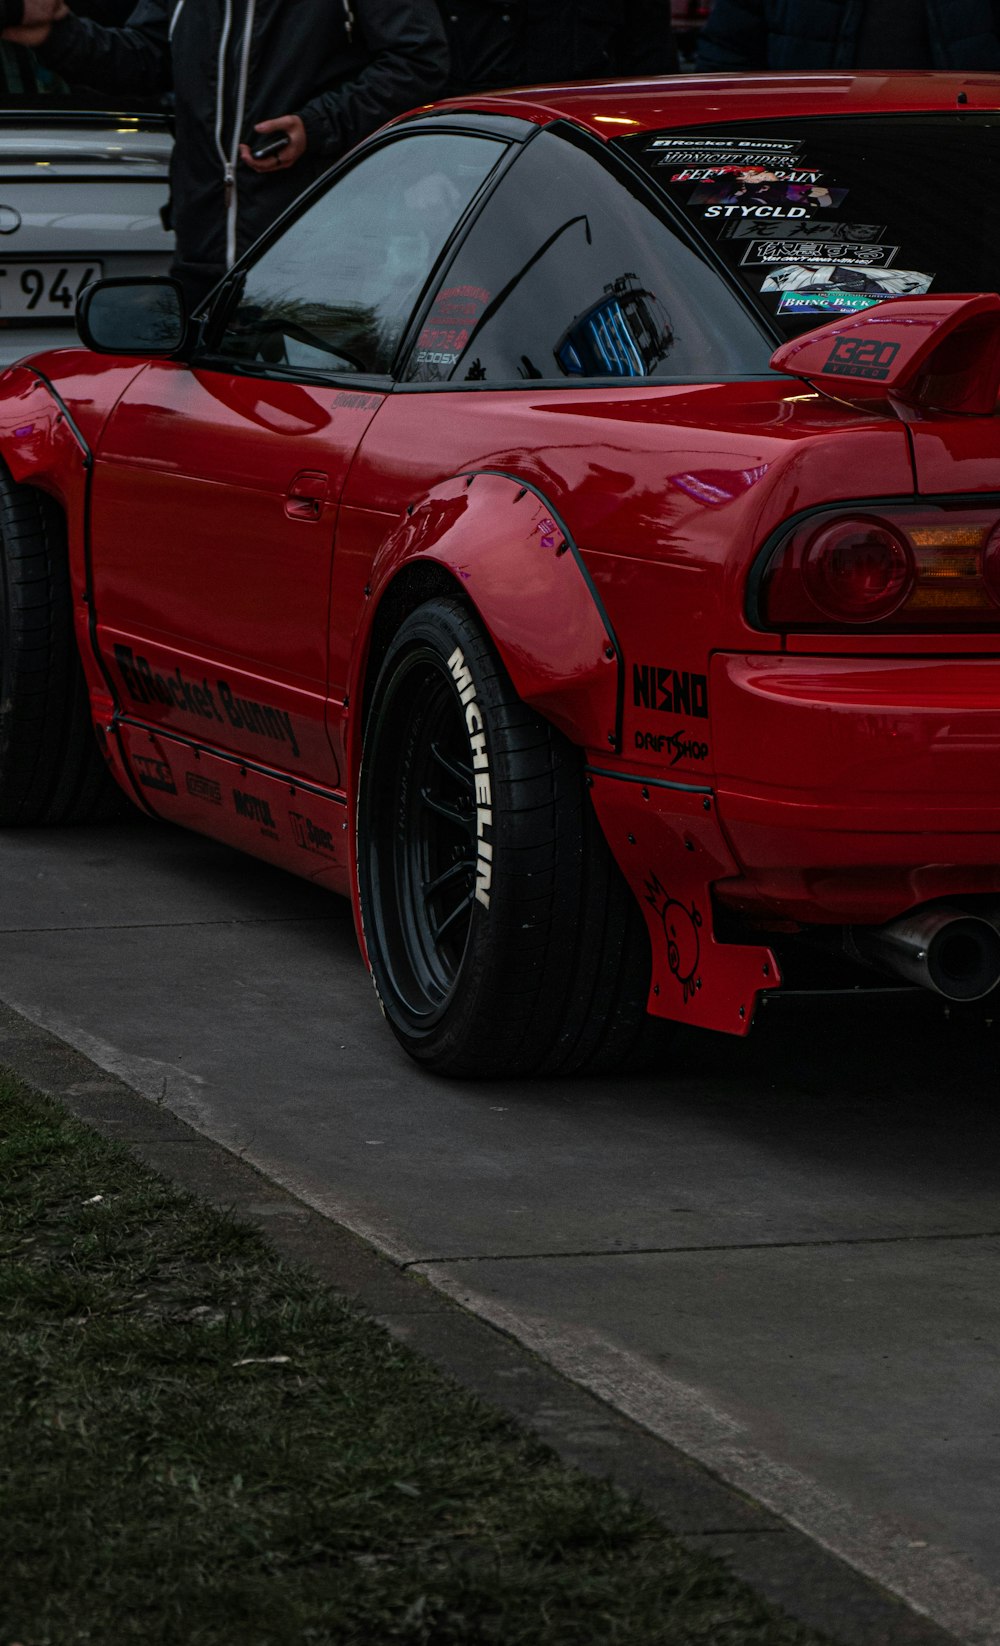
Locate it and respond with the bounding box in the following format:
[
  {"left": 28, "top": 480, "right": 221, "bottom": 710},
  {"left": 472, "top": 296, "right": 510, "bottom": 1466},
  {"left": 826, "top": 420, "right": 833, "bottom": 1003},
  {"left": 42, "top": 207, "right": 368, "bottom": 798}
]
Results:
[{"left": 587, "top": 770, "right": 780, "bottom": 1036}]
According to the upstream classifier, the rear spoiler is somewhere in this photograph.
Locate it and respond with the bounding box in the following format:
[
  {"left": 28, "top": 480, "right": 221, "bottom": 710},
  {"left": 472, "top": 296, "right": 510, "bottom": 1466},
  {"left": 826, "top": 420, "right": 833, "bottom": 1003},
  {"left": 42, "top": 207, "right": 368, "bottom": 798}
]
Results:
[{"left": 769, "top": 293, "right": 1000, "bottom": 416}]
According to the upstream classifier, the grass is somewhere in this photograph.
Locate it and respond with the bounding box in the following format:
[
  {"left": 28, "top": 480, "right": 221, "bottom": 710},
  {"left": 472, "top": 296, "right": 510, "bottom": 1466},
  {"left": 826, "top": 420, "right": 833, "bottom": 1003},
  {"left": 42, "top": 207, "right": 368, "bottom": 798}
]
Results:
[{"left": 0, "top": 1071, "right": 835, "bottom": 1646}]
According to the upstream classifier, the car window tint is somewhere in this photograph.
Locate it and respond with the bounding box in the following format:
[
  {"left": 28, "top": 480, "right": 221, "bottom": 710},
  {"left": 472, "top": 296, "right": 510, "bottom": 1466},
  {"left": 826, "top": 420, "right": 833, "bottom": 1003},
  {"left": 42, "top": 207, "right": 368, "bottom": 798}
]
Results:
[
  {"left": 403, "top": 129, "right": 770, "bottom": 384},
  {"left": 623, "top": 115, "right": 1000, "bottom": 340},
  {"left": 218, "top": 133, "right": 506, "bottom": 376}
]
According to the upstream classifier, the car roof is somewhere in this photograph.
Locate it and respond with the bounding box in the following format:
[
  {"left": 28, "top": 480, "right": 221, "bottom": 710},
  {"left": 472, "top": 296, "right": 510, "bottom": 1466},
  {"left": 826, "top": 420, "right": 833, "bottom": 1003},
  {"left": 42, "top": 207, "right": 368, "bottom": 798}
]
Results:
[{"left": 423, "top": 72, "right": 1000, "bottom": 139}]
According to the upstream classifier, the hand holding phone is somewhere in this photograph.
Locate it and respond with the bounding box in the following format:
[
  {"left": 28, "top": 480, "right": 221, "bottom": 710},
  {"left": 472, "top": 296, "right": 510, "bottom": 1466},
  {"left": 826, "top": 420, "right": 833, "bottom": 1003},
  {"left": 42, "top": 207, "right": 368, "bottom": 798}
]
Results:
[{"left": 249, "top": 131, "right": 291, "bottom": 162}]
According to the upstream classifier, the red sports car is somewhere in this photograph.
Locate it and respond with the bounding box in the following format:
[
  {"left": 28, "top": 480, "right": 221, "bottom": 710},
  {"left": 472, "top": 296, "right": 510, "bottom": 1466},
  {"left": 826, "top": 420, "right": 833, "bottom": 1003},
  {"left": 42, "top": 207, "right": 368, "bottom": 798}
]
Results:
[{"left": 3, "top": 73, "right": 1000, "bottom": 1076}]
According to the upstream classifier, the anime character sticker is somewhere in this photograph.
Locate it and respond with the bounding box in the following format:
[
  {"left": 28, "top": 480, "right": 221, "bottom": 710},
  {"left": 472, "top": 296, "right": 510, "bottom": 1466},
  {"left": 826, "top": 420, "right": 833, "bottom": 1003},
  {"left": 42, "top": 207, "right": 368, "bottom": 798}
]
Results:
[{"left": 690, "top": 178, "right": 848, "bottom": 211}]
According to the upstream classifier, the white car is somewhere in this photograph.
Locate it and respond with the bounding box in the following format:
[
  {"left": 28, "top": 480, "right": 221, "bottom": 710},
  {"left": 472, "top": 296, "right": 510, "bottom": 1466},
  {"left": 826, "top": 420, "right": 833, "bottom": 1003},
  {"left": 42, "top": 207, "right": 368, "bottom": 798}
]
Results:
[{"left": 0, "top": 65, "right": 171, "bottom": 365}]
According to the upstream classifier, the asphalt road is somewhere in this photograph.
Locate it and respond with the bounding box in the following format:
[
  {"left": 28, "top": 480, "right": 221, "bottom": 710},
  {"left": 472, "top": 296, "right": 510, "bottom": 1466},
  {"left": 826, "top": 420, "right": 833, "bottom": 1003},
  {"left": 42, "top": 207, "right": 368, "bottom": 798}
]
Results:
[{"left": 3, "top": 817, "right": 1000, "bottom": 1644}]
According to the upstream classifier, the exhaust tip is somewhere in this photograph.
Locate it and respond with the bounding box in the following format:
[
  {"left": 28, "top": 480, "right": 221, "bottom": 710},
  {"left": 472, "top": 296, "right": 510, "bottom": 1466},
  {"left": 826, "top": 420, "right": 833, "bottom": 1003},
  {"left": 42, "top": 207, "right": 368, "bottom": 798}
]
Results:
[
  {"left": 924, "top": 917, "right": 1000, "bottom": 1001},
  {"left": 855, "top": 907, "right": 1000, "bottom": 1002}
]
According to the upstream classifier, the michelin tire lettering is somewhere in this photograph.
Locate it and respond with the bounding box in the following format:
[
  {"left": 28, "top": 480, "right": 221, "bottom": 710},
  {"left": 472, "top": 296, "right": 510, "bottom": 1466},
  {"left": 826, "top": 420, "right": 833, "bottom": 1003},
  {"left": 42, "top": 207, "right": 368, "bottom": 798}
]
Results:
[{"left": 447, "top": 645, "right": 493, "bottom": 910}]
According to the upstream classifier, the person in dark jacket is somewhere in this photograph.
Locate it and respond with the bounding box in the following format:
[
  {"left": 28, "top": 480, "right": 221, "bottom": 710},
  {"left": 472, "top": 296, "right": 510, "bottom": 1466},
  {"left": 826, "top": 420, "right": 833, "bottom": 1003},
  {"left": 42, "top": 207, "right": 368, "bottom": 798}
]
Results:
[
  {"left": 5, "top": 0, "right": 449, "bottom": 305},
  {"left": 440, "top": 0, "right": 677, "bottom": 96},
  {"left": 697, "top": 0, "right": 1000, "bottom": 70}
]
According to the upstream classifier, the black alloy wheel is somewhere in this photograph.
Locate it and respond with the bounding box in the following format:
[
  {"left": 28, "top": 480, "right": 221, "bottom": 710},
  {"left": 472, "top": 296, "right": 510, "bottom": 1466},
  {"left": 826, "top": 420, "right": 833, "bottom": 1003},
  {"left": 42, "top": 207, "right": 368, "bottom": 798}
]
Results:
[
  {"left": 358, "top": 597, "right": 661, "bottom": 1079},
  {"left": 365, "top": 639, "right": 480, "bottom": 1027}
]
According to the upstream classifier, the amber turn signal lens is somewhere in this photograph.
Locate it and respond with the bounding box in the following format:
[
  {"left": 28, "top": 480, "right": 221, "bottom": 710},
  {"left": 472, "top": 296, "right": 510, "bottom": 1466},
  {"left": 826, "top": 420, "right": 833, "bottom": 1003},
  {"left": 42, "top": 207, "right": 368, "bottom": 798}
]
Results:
[{"left": 981, "top": 523, "right": 1000, "bottom": 608}]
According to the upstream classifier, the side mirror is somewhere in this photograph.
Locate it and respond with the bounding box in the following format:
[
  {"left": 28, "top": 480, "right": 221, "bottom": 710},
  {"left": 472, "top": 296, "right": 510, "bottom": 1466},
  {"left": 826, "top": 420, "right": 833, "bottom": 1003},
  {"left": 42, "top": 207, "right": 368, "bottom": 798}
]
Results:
[{"left": 76, "top": 276, "right": 188, "bottom": 356}]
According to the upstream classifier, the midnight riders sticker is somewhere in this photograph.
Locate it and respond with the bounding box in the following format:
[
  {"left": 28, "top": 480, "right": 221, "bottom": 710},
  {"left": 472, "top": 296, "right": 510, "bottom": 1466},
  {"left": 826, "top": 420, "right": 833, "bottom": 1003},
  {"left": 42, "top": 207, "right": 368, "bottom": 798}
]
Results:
[
  {"left": 645, "top": 136, "right": 804, "bottom": 168},
  {"left": 448, "top": 645, "right": 493, "bottom": 910}
]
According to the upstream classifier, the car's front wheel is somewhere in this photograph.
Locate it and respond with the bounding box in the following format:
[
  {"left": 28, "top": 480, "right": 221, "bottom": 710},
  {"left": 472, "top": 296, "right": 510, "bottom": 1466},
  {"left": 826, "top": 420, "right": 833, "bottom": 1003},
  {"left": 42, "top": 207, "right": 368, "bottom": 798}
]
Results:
[
  {"left": 0, "top": 466, "right": 122, "bottom": 825},
  {"left": 357, "top": 597, "right": 658, "bottom": 1078}
]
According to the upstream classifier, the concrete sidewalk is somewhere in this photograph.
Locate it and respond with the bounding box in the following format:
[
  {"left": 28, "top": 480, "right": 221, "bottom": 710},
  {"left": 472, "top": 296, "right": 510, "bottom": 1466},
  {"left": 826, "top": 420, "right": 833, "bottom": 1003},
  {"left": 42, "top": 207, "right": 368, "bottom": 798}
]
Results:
[{"left": 3, "top": 819, "right": 999, "bottom": 1644}]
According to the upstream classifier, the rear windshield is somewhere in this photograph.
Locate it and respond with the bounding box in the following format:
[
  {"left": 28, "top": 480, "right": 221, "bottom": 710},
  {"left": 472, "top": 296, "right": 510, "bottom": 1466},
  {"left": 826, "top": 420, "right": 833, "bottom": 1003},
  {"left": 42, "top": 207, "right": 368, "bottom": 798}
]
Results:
[{"left": 621, "top": 114, "right": 1000, "bottom": 340}]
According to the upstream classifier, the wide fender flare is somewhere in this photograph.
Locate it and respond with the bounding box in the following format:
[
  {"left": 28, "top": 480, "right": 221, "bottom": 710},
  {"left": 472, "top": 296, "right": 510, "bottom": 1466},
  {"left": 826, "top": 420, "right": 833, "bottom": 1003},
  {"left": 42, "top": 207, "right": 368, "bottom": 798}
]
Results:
[
  {"left": 0, "top": 365, "right": 90, "bottom": 507},
  {"left": 353, "top": 469, "right": 623, "bottom": 764}
]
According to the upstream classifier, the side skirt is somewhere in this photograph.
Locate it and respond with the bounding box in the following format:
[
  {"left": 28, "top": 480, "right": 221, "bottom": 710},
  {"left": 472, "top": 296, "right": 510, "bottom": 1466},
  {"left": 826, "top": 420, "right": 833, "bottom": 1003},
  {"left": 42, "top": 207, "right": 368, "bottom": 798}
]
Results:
[{"left": 115, "top": 718, "right": 350, "bottom": 896}]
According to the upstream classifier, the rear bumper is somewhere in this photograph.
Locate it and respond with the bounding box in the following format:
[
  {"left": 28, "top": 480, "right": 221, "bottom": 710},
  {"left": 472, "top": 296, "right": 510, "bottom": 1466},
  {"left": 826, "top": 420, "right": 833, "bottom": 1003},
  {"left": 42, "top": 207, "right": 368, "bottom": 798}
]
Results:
[{"left": 712, "top": 653, "right": 1000, "bottom": 922}]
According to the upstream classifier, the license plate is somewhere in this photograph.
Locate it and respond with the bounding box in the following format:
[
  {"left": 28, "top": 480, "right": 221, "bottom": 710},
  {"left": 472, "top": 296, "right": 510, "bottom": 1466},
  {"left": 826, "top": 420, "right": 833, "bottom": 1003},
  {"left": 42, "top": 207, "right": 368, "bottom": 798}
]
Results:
[{"left": 0, "top": 261, "right": 103, "bottom": 319}]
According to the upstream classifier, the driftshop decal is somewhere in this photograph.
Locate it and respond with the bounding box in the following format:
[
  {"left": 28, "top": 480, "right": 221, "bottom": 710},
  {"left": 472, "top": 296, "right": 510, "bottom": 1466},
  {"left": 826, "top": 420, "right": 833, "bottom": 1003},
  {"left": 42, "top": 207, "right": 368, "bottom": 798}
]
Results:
[
  {"left": 634, "top": 729, "right": 709, "bottom": 766},
  {"left": 114, "top": 645, "right": 301, "bottom": 759}
]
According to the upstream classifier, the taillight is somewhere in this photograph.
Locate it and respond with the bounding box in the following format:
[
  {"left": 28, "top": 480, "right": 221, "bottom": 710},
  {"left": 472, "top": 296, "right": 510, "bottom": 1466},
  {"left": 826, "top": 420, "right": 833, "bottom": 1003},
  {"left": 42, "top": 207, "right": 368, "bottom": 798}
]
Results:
[
  {"left": 758, "top": 505, "right": 1000, "bottom": 631},
  {"left": 801, "top": 518, "right": 913, "bottom": 623}
]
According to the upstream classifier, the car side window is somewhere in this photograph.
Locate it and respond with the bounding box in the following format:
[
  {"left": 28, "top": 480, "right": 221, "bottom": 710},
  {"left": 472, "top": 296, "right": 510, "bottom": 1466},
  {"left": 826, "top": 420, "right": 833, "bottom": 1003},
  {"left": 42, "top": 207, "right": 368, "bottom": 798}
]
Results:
[
  {"left": 404, "top": 130, "right": 771, "bottom": 384},
  {"left": 217, "top": 133, "right": 507, "bottom": 377}
]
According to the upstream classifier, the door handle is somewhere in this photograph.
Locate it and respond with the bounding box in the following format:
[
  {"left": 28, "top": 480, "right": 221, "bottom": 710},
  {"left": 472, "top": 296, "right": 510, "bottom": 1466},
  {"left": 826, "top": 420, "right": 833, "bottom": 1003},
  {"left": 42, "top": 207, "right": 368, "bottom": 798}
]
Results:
[{"left": 285, "top": 469, "right": 330, "bottom": 522}]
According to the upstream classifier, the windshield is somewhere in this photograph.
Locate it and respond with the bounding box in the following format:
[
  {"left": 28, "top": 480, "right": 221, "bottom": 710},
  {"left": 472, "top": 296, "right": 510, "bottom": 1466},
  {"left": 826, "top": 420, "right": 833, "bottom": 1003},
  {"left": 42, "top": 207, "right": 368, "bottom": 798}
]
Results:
[{"left": 621, "top": 114, "right": 1000, "bottom": 340}]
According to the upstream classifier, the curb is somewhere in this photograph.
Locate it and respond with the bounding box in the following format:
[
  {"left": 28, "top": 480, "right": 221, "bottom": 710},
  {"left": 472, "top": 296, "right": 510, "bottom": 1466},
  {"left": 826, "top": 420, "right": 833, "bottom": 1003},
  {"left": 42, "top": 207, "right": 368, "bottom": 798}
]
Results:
[{"left": 0, "top": 998, "right": 960, "bottom": 1646}]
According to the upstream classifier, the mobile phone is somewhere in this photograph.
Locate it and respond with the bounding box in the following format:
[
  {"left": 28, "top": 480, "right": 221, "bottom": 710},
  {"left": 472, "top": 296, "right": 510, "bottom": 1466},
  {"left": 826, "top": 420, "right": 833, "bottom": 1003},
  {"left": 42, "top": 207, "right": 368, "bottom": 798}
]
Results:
[{"left": 249, "top": 131, "right": 290, "bottom": 161}]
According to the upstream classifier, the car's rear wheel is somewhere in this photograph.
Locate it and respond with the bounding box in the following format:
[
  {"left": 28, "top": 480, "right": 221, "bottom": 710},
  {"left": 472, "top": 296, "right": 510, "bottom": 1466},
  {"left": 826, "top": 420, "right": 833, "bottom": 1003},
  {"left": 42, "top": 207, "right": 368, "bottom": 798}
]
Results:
[
  {"left": 357, "top": 597, "right": 662, "bottom": 1077},
  {"left": 0, "top": 467, "right": 123, "bottom": 824}
]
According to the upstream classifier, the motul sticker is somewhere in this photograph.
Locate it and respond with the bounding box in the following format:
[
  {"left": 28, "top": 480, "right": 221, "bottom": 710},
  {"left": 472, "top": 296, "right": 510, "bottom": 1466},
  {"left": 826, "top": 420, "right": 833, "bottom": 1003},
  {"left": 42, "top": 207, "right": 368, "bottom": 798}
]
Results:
[{"left": 232, "top": 787, "right": 278, "bottom": 838}]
